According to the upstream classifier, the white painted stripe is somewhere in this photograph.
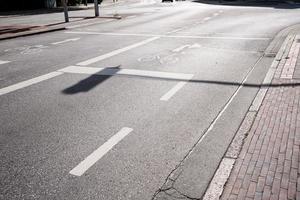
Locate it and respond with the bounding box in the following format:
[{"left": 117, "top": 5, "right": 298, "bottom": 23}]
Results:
[
  {"left": 51, "top": 37, "right": 80, "bottom": 45},
  {"left": 126, "top": 15, "right": 137, "bottom": 19},
  {"left": 0, "top": 72, "right": 63, "bottom": 96},
  {"left": 77, "top": 37, "right": 160, "bottom": 66},
  {"left": 195, "top": 56, "right": 264, "bottom": 147},
  {"left": 58, "top": 66, "right": 194, "bottom": 81},
  {"left": 0, "top": 60, "right": 11, "bottom": 65},
  {"left": 203, "top": 17, "right": 211, "bottom": 21},
  {"left": 172, "top": 45, "right": 190, "bottom": 53},
  {"left": 69, "top": 127, "right": 133, "bottom": 176},
  {"left": 66, "top": 31, "right": 270, "bottom": 40},
  {"left": 213, "top": 13, "right": 219, "bottom": 17},
  {"left": 167, "top": 28, "right": 183, "bottom": 34},
  {"left": 160, "top": 81, "right": 188, "bottom": 101}
]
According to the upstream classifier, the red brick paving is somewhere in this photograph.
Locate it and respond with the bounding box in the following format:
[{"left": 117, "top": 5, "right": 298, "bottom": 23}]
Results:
[{"left": 221, "top": 35, "right": 300, "bottom": 200}]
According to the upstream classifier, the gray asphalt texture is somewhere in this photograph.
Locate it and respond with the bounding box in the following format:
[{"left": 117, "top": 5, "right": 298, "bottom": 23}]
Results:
[{"left": 1, "top": 1, "right": 300, "bottom": 199}]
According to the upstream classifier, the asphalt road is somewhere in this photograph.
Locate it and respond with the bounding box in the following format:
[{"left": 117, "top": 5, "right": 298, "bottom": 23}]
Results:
[{"left": 1, "top": 1, "right": 300, "bottom": 199}]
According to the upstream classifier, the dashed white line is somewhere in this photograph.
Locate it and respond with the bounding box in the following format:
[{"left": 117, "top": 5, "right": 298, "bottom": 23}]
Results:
[
  {"left": 0, "top": 60, "right": 11, "bottom": 65},
  {"left": 59, "top": 66, "right": 194, "bottom": 81},
  {"left": 0, "top": 72, "right": 63, "bottom": 96},
  {"left": 69, "top": 127, "right": 133, "bottom": 176},
  {"left": 51, "top": 38, "right": 80, "bottom": 45},
  {"left": 160, "top": 81, "right": 188, "bottom": 101},
  {"left": 77, "top": 36, "right": 160, "bottom": 66}
]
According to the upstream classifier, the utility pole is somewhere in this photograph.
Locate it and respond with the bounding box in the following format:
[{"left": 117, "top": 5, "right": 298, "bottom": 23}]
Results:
[
  {"left": 94, "top": 0, "right": 99, "bottom": 17},
  {"left": 62, "top": 0, "right": 69, "bottom": 22}
]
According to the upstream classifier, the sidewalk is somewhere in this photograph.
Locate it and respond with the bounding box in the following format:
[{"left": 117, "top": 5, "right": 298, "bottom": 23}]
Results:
[
  {"left": 0, "top": 0, "right": 147, "bottom": 40},
  {"left": 218, "top": 34, "right": 300, "bottom": 199}
]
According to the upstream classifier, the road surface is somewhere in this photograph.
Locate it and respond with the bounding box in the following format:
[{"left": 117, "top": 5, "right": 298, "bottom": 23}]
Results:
[{"left": 1, "top": 1, "right": 300, "bottom": 199}]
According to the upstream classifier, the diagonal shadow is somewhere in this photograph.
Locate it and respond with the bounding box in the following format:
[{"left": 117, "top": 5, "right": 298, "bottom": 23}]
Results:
[
  {"left": 62, "top": 66, "right": 120, "bottom": 95},
  {"left": 131, "top": 75, "right": 300, "bottom": 88},
  {"left": 62, "top": 66, "right": 300, "bottom": 95}
]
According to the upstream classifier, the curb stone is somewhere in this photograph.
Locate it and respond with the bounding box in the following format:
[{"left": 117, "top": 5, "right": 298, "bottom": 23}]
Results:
[{"left": 202, "top": 31, "right": 295, "bottom": 200}]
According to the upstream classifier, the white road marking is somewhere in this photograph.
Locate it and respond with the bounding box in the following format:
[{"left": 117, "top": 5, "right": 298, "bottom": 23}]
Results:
[
  {"left": 195, "top": 56, "right": 264, "bottom": 146},
  {"left": 77, "top": 37, "right": 160, "bottom": 66},
  {"left": 160, "top": 81, "right": 189, "bottom": 101},
  {"left": 66, "top": 19, "right": 114, "bottom": 29},
  {"left": 0, "top": 60, "right": 11, "bottom": 65},
  {"left": 126, "top": 15, "right": 137, "bottom": 19},
  {"left": 213, "top": 13, "right": 219, "bottom": 17},
  {"left": 172, "top": 43, "right": 201, "bottom": 52},
  {"left": 203, "top": 17, "right": 211, "bottom": 21},
  {"left": 51, "top": 38, "right": 80, "bottom": 45},
  {"left": 172, "top": 45, "right": 190, "bottom": 53},
  {"left": 58, "top": 66, "right": 194, "bottom": 81},
  {"left": 167, "top": 28, "right": 184, "bottom": 34},
  {"left": 69, "top": 127, "right": 133, "bottom": 176},
  {"left": 66, "top": 31, "right": 270, "bottom": 40},
  {"left": 0, "top": 72, "right": 63, "bottom": 96}
]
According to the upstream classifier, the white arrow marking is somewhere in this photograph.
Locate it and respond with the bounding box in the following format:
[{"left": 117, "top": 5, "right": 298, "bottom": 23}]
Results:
[{"left": 51, "top": 38, "right": 80, "bottom": 45}]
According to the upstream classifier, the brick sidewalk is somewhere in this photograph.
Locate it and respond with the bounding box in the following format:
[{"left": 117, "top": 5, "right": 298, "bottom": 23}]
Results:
[{"left": 220, "top": 35, "right": 300, "bottom": 200}]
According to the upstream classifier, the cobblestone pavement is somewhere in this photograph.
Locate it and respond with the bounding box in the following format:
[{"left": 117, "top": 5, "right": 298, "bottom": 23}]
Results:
[{"left": 221, "top": 35, "right": 300, "bottom": 200}]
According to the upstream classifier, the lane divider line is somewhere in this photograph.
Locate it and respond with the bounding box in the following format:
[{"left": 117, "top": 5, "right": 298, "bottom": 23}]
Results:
[
  {"left": 77, "top": 36, "right": 160, "bottom": 66},
  {"left": 0, "top": 60, "right": 11, "bottom": 65},
  {"left": 0, "top": 72, "right": 63, "bottom": 96},
  {"left": 160, "top": 81, "right": 189, "bottom": 101},
  {"left": 58, "top": 66, "right": 194, "bottom": 81},
  {"left": 69, "top": 127, "right": 133, "bottom": 176},
  {"left": 51, "top": 38, "right": 80, "bottom": 45}
]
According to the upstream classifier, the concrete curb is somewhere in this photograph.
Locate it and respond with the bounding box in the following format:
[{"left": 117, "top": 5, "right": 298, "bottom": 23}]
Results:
[
  {"left": 202, "top": 30, "right": 295, "bottom": 200},
  {"left": 0, "top": 15, "right": 122, "bottom": 41},
  {"left": 0, "top": 26, "right": 66, "bottom": 41}
]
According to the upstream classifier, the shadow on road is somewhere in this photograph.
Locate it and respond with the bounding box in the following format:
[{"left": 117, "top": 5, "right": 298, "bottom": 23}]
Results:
[
  {"left": 192, "top": 0, "right": 300, "bottom": 9},
  {"left": 62, "top": 66, "right": 300, "bottom": 95},
  {"left": 62, "top": 66, "right": 120, "bottom": 94}
]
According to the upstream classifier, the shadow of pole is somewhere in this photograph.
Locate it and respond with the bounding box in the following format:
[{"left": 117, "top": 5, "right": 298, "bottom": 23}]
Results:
[
  {"left": 62, "top": 66, "right": 300, "bottom": 95},
  {"left": 62, "top": 66, "right": 120, "bottom": 95}
]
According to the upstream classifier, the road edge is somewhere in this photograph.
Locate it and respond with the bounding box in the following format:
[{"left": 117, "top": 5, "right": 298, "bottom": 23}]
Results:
[{"left": 202, "top": 26, "right": 296, "bottom": 200}]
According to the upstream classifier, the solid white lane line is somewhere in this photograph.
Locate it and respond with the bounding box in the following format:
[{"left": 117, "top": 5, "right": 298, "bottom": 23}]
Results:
[
  {"left": 69, "top": 127, "right": 133, "bottom": 176},
  {"left": 58, "top": 66, "right": 194, "bottom": 81},
  {"left": 0, "top": 72, "right": 63, "bottom": 96},
  {"left": 77, "top": 37, "right": 160, "bottom": 66},
  {"left": 0, "top": 60, "right": 11, "bottom": 65},
  {"left": 51, "top": 38, "right": 80, "bottom": 45},
  {"left": 66, "top": 31, "right": 270, "bottom": 40},
  {"left": 160, "top": 81, "right": 188, "bottom": 101}
]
